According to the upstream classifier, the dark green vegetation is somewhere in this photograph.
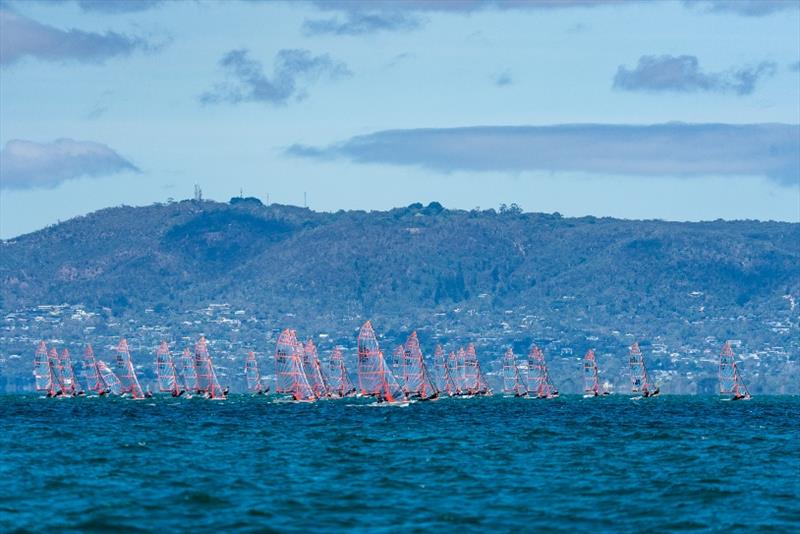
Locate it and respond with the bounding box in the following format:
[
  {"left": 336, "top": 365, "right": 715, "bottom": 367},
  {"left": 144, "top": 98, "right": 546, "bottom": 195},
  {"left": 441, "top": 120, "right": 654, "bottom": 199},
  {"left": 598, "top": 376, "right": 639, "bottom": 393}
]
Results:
[{"left": 2, "top": 198, "right": 797, "bottom": 323}]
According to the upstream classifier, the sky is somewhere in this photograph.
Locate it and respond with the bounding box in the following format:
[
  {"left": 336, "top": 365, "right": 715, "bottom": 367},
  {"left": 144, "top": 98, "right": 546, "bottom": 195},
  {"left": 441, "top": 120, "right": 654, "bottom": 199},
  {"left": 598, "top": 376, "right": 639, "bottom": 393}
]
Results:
[{"left": 0, "top": 0, "right": 798, "bottom": 238}]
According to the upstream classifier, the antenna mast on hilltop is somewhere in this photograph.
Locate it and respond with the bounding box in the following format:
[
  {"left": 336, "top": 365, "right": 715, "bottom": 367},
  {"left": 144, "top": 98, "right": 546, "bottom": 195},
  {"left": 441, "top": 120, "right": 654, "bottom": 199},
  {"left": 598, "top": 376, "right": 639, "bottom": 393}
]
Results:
[{"left": 194, "top": 184, "right": 203, "bottom": 201}]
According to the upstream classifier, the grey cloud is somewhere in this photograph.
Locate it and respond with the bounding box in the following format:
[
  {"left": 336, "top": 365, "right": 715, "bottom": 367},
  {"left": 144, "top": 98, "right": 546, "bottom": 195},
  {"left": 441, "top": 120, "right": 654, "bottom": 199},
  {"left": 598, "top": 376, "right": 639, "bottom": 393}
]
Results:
[
  {"left": 286, "top": 123, "right": 800, "bottom": 186},
  {"left": 682, "top": 0, "right": 799, "bottom": 16},
  {"left": 613, "top": 55, "right": 776, "bottom": 95},
  {"left": 0, "top": 7, "right": 153, "bottom": 65},
  {"left": 201, "top": 48, "right": 351, "bottom": 106},
  {"left": 0, "top": 138, "right": 139, "bottom": 190},
  {"left": 303, "top": 11, "right": 422, "bottom": 36},
  {"left": 76, "top": 0, "right": 165, "bottom": 13}
]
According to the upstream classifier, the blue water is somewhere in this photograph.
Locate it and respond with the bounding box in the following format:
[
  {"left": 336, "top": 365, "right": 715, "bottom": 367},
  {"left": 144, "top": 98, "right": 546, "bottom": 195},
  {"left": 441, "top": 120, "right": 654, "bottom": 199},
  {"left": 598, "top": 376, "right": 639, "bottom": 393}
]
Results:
[{"left": 1, "top": 395, "right": 799, "bottom": 532}]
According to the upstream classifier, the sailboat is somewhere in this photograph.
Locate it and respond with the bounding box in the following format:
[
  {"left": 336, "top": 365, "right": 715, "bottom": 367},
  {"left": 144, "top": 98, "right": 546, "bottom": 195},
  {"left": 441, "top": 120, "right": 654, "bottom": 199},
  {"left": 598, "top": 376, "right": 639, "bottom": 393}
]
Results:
[
  {"left": 501, "top": 348, "right": 527, "bottom": 397},
  {"left": 155, "top": 341, "right": 183, "bottom": 397},
  {"left": 327, "top": 347, "right": 356, "bottom": 398},
  {"left": 114, "top": 338, "right": 145, "bottom": 399},
  {"left": 59, "top": 348, "right": 83, "bottom": 396},
  {"left": 273, "top": 329, "right": 316, "bottom": 402},
  {"left": 629, "top": 342, "right": 659, "bottom": 397},
  {"left": 303, "top": 339, "right": 332, "bottom": 398},
  {"left": 193, "top": 336, "right": 226, "bottom": 400},
  {"left": 47, "top": 347, "right": 66, "bottom": 397},
  {"left": 178, "top": 348, "right": 198, "bottom": 396},
  {"left": 83, "top": 344, "right": 105, "bottom": 395},
  {"left": 463, "top": 344, "right": 492, "bottom": 396},
  {"left": 432, "top": 345, "right": 456, "bottom": 396},
  {"left": 244, "top": 351, "right": 267, "bottom": 395},
  {"left": 356, "top": 321, "right": 405, "bottom": 404},
  {"left": 583, "top": 349, "right": 608, "bottom": 397},
  {"left": 400, "top": 332, "right": 439, "bottom": 401},
  {"left": 719, "top": 342, "right": 752, "bottom": 401},
  {"left": 528, "top": 346, "right": 559, "bottom": 399},
  {"left": 96, "top": 360, "right": 123, "bottom": 396},
  {"left": 33, "top": 341, "right": 58, "bottom": 397}
]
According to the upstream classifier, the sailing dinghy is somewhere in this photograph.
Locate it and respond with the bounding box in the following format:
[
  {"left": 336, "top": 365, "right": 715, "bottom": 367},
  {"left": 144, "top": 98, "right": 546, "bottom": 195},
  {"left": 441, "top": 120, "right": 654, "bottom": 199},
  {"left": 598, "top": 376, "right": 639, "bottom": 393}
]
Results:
[
  {"left": 719, "top": 342, "right": 751, "bottom": 401},
  {"left": 628, "top": 342, "right": 659, "bottom": 397},
  {"left": 357, "top": 321, "right": 406, "bottom": 405}
]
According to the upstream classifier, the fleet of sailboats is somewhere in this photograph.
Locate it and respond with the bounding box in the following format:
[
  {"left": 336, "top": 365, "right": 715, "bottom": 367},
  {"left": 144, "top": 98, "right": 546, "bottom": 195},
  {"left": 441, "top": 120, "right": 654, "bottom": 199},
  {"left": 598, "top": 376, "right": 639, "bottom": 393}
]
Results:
[{"left": 31, "top": 326, "right": 756, "bottom": 403}]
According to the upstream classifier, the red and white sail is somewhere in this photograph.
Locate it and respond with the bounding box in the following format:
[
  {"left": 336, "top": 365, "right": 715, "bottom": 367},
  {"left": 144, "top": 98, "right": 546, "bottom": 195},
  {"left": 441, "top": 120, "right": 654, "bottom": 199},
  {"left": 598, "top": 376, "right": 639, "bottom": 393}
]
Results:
[
  {"left": 33, "top": 341, "right": 57, "bottom": 396},
  {"left": 274, "top": 329, "right": 315, "bottom": 401},
  {"left": 97, "top": 360, "right": 123, "bottom": 395},
  {"left": 528, "top": 345, "right": 558, "bottom": 399},
  {"left": 59, "top": 348, "right": 81, "bottom": 395},
  {"left": 244, "top": 351, "right": 264, "bottom": 393},
  {"left": 433, "top": 345, "right": 456, "bottom": 396},
  {"left": 583, "top": 349, "right": 604, "bottom": 396},
  {"left": 48, "top": 347, "right": 66, "bottom": 395},
  {"left": 356, "top": 321, "right": 402, "bottom": 401},
  {"left": 719, "top": 342, "right": 751, "bottom": 400},
  {"left": 155, "top": 341, "right": 181, "bottom": 395},
  {"left": 179, "top": 348, "right": 198, "bottom": 392},
  {"left": 193, "top": 336, "right": 226, "bottom": 399},
  {"left": 83, "top": 344, "right": 106, "bottom": 394},
  {"left": 400, "top": 332, "right": 438, "bottom": 399},
  {"left": 114, "top": 338, "right": 145, "bottom": 399},
  {"left": 327, "top": 347, "right": 356, "bottom": 397},
  {"left": 464, "top": 344, "right": 492, "bottom": 395},
  {"left": 502, "top": 348, "right": 527, "bottom": 396},
  {"left": 303, "top": 339, "right": 331, "bottom": 398},
  {"left": 629, "top": 342, "right": 658, "bottom": 396}
]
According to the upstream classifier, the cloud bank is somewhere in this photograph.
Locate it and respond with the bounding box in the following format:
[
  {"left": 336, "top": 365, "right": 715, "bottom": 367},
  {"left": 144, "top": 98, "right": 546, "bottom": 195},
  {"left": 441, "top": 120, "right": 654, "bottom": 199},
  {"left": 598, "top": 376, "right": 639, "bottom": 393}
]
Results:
[
  {"left": 201, "top": 48, "right": 351, "bottom": 106},
  {"left": 0, "top": 139, "right": 139, "bottom": 190},
  {"left": 682, "top": 0, "right": 799, "bottom": 17},
  {"left": 75, "top": 0, "right": 164, "bottom": 13},
  {"left": 286, "top": 123, "right": 800, "bottom": 186},
  {"left": 300, "top": 1, "right": 799, "bottom": 34},
  {"left": 613, "top": 55, "right": 776, "bottom": 95},
  {"left": 303, "top": 11, "right": 422, "bottom": 36},
  {"left": 0, "top": 7, "right": 153, "bottom": 65}
]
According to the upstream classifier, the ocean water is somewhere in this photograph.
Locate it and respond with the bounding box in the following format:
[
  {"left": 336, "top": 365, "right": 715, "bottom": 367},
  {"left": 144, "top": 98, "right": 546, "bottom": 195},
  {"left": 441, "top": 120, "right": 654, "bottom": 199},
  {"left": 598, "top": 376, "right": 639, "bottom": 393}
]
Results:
[{"left": 1, "top": 395, "right": 798, "bottom": 533}]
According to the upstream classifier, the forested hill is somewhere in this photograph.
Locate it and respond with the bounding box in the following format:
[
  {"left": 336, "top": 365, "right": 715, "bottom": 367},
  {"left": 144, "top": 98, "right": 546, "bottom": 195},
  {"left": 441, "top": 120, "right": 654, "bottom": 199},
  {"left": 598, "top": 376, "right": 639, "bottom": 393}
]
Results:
[{"left": 1, "top": 198, "right": 798, "bottom": 342}]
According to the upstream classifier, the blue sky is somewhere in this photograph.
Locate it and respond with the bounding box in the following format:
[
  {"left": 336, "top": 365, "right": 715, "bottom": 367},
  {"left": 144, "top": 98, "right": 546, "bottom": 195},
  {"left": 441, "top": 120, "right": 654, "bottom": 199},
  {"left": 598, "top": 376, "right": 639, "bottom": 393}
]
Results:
[{"left": 0, "top": 0, "right": 798, "bottom": 238}]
